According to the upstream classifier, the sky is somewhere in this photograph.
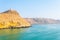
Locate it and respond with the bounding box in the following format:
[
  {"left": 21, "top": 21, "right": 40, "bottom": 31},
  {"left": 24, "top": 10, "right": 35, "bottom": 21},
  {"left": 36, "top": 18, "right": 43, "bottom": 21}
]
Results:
[{"left": 0, "top": 0, "right": 60, "bottom": 19}]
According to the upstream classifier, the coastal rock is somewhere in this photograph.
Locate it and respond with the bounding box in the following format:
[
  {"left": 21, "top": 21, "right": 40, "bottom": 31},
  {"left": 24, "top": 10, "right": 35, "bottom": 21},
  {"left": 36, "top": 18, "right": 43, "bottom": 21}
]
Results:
[{"left": 0, "top": 9, "right": 31, "bottom": 28}]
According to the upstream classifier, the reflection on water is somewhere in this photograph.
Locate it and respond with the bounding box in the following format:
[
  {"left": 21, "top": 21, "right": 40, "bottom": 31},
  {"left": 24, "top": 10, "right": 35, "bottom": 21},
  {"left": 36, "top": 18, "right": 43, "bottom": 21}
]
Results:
[
  {"left": 0, "top": 24, "right": 60, "bottom": 40},
  {"left": 0, "top": 28, "right": 26, "bottom": 40}
]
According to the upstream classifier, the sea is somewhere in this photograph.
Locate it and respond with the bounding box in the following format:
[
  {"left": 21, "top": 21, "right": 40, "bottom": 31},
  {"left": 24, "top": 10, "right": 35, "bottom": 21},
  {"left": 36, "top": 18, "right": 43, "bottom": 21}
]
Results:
[{"left": 0, "top": 24, "right": 60, "bottom": 40}]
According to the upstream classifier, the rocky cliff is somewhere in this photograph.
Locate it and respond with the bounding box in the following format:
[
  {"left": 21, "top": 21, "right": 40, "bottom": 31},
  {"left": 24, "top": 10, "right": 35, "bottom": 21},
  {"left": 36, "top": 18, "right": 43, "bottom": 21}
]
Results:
[
  {"left": 0, "top": 9, "right": 31, "bottom": 28},
  {"left": 25, "top": 18, "right": 60, "bottom": 24}
]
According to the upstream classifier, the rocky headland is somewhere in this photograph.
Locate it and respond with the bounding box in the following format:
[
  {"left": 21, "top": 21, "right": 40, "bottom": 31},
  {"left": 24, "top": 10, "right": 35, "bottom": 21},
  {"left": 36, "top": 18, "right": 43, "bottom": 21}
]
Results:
[{"left": 0, "top": 9, "right": 31, "bottom": 29}]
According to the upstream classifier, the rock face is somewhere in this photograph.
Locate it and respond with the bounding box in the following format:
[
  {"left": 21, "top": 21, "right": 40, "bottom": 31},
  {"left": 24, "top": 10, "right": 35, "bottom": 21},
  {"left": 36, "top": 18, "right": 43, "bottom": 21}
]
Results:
[
  {"left": 0, "top": 9, "right": 31, "bottom": 28},
  {"left": 25, "top": 18, "right": 60, "bottom": 24}
]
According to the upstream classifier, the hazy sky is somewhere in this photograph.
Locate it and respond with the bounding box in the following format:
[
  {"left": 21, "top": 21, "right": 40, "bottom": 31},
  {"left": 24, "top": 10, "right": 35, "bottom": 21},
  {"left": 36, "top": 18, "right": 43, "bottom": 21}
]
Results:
[{"left": 0, "top": 0, "right": 60, "bottom": 19}]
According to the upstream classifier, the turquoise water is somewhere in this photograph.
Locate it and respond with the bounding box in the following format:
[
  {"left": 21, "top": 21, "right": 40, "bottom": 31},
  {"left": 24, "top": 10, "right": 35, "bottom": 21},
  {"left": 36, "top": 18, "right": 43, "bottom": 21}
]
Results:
[{"left": 0, "top": 24, "right": 60, "bottom": 40}]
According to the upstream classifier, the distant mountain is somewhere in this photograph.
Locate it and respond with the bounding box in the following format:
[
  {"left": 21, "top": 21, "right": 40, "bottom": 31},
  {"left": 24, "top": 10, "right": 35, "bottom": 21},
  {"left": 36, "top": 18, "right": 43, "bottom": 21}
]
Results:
[
  {"left": 0, "top": 9, "right": 31, "bottom": 28},
  {"left": 25, "top": 18, "right": 60, "bottom": 24}
]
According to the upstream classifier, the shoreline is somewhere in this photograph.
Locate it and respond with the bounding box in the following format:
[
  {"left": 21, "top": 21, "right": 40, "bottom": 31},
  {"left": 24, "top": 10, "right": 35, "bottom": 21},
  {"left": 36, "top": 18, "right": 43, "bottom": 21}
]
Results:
[{"left": 0, "top": 26, "right": 32, "bottom": 30}]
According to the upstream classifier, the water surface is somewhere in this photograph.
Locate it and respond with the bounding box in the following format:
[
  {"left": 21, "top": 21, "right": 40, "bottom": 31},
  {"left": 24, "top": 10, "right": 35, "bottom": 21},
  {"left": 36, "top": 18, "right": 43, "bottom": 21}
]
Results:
[{"left": 0, "top": 24, "right": 60, "bottom": 40}]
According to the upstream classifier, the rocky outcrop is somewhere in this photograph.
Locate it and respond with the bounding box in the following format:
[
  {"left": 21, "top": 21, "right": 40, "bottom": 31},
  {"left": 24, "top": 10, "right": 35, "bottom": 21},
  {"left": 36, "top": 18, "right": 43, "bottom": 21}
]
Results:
[
  {"left": 0, "top": 9, "right": 31, "bottom": 28},
  {"left": 25, "top": 18, "right": 60, "bottom": 24}
]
